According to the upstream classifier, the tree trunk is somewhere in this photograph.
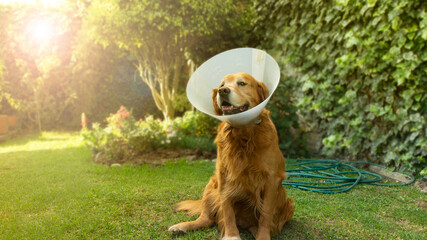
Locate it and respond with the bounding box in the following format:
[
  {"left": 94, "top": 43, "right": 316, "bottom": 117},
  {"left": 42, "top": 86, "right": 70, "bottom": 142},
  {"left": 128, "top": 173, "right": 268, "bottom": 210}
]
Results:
[{"left": 136, "top": 55, "right": 184, "bottom": 122}]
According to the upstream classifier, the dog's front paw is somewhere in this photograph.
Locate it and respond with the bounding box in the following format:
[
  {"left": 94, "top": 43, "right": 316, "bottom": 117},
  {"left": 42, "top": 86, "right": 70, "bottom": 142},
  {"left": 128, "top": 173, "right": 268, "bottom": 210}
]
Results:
[
  {"left": 168, "top": 224, "right": 186, "bottom": 235},
  {"left": 222, "top": 236, "right": 241, "bottom": 240}
]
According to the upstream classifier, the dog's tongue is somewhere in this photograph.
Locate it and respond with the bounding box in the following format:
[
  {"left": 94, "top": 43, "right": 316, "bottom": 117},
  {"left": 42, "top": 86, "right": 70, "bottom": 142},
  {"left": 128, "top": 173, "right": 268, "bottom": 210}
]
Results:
[{"left": 222, "top": 105, "right": 248, "bottom": 115}]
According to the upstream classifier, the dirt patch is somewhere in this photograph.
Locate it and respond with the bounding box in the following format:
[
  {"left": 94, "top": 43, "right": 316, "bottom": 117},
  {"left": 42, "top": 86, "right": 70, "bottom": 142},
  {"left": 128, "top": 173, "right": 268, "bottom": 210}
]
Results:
[
  {"left": 395, "top": 218, "right": 426, "bottom": 232},
  {"left": 414, "top": 180, "right": 427, "bottom": 193},
  {"left": 415, "top": 197, "right": 427, "bottom": 211},
  {"left": 93, "top": 148, "right": 216, "bottom": 167}
]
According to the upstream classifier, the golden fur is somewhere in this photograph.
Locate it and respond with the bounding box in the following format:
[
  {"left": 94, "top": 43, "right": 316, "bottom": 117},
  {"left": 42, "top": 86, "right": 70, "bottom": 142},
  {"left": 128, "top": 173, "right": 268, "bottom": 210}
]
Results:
[{"left": 169, "top": 73, "right": 294, "bottom": 240}]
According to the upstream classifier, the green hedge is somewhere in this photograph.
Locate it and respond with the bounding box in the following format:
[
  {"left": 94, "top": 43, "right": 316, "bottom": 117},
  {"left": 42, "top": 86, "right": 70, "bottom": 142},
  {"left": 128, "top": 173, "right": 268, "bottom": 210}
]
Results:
[{"left": 256, "top": 0, "right": 427, "bottom": 175}]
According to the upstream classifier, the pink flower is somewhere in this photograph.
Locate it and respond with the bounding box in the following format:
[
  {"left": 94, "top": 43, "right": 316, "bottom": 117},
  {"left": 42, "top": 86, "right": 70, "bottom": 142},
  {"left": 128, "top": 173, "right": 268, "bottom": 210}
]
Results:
[
  {"left": 117, "top": 106, "right": 125, "bottom": 114},
  {"left": 117, "top": 106, "right": 130, "bottom": 119}
]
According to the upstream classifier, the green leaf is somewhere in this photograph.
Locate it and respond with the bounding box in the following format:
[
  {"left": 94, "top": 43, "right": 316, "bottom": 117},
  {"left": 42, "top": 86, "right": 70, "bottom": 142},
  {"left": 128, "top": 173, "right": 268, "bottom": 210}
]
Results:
[
  {"left": 360, "top": 4, "right": 370, "bottom": 16},
  {"left": 393, "top": 68, "right": 411, "bottom": 85},
  {"left": 402, "top": 51, "right": 417, "bottom": 61},
  {"left": 384, "top": 151, "right": 397, "bottom": 163},
  {"left": 302, "top": 80, "right": 315, "bottom": 91},
  {"left": 407, "top": 32, "right": 416, "bottom": 40},
  {"left": 367, "top": 0, "right": 377, "bottom": 7},
  {"left": 388, "top": 8, "right": 402, "bottom": 21},
  {"left": 391, "top": 17, "right": 400, "bottom": 30},
  {"left": 411, "top": 103, "right": 421, "bottom": 111},
  {"left": 335, "top": 0, "right": 350, "bottom": 6},
  {"left": 400, "top": 89, "right": 414, "bottom": 100},
  {"left": 407, "top": 24, "right": 418, "bottom": 32},
  {"left": 409, "top": 132, "right": 420, "bottom": 142},
  {"left": 421, "top": 28, "right": 427, "bottom": 40},
  {"left": 409, "top": 113, "right": 423, "bottom": 123},
  {"left": 368, "top": 104, "right": 379, "bottom": 113}
]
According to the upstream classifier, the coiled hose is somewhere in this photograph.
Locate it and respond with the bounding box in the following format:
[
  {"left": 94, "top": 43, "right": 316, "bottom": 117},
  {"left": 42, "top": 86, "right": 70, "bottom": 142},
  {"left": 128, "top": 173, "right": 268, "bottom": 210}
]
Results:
[{"left": 282, "top": 158, "right": 415, "bottom": 194}]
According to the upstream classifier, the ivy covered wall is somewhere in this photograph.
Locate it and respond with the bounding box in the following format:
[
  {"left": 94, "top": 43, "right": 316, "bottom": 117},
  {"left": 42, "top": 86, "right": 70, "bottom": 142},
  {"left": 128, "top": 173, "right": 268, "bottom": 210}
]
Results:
[{"left": 256, "top": 0, "right": 427, "bottom": 175}]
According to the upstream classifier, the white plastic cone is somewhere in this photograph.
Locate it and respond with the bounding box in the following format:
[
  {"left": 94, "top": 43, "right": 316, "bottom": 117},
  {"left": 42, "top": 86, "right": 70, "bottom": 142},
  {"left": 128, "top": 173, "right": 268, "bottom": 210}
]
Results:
[{"left": 186, "top": 48, "right": 280, "bottom": 127}]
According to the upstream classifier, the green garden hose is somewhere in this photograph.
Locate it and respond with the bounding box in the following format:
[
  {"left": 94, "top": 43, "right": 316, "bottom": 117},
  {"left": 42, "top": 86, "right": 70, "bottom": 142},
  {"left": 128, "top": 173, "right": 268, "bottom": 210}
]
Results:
[{"left": 282, "top": 158, "right": 415, "bottom": 194}]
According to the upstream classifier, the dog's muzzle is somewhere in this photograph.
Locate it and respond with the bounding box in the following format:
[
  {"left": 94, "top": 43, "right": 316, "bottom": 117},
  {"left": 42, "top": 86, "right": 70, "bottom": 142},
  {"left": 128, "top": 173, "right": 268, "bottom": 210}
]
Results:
[{"left": 218, "top": 87, "right": 249, "bottom": 115}]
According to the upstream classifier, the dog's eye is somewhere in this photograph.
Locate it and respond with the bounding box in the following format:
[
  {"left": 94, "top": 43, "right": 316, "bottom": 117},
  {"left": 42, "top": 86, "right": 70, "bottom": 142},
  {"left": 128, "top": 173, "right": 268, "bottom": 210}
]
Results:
[
  {"left": 237, "top": 81, "right": 247, "bottom": 86},
  {"left": 220, "top": 83, "right": 224, "bottom": 87}
]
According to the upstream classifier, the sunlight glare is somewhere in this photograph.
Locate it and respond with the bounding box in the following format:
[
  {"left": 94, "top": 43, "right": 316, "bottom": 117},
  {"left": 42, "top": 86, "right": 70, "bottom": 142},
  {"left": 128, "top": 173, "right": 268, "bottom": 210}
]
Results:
[{"left": 27, "top": 18, "right": 55, "bottom": 44}]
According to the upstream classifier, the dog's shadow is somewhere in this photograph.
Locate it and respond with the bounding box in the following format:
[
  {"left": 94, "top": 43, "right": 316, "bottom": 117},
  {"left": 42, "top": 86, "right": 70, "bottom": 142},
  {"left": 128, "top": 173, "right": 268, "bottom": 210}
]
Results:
[
  {"left": 169, "top": 219, "right": 312, "bottom": 240},
  {"left": 275, "top": 219, "right": 321, "bottom": 240},
  {"left": 236, "top": 219, "right": 315, "bottom": 240}
]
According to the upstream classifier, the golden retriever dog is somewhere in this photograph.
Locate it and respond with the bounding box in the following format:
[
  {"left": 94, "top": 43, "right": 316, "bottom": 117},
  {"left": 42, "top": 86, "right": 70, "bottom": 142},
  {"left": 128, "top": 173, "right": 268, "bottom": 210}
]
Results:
[{"left": 169, "top": 72, "right": 294, "bottom": 240}]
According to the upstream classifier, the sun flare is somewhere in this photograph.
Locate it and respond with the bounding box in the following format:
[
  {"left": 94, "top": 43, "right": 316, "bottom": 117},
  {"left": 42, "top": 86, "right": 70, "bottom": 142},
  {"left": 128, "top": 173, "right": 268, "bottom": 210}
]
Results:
[{"left": 26, "top": 18, "right": 55, "bottom": 44}]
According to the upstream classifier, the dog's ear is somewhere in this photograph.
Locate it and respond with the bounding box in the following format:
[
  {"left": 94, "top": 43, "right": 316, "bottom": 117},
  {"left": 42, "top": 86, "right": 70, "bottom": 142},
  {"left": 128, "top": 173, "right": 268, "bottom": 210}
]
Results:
[
  {"left": 257, "top": 82, "right": 269, "bottom": 102},
  {"left": 212, "top": 88, "right": 223, "bottom": 115}
]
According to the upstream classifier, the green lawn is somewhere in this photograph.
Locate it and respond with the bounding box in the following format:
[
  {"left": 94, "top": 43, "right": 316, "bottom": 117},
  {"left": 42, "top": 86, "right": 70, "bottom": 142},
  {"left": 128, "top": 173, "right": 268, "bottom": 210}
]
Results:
[{"left": 0, "top": 132, "right": 426, "bottom": 239}]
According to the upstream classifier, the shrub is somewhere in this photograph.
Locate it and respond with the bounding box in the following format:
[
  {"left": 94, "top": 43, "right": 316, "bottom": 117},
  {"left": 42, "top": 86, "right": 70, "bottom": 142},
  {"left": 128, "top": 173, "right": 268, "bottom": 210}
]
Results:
[
  {"left": 256, "top": 0, "right": 427, "bottom": 176},
  {"left": 171, "top": 110, "right": 219, "bottom": 137},
  {"left": 81, "top": 106, "right": 146, "bottom": 161},
  {"left": 267, "top": 75, "right": 309, "bottom": 157},
  {"left": 81, "top": 107, "right": 216, "bottom": 163}
]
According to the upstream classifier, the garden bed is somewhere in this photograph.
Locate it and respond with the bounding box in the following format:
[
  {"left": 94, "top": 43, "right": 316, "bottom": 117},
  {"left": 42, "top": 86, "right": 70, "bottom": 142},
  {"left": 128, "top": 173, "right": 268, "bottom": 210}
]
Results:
[
  {"left": 81, "top": 107, "right": 218, "bottom": 167},
  {"left": 92, "top": 147, "right": 216, "bottom": 166}
]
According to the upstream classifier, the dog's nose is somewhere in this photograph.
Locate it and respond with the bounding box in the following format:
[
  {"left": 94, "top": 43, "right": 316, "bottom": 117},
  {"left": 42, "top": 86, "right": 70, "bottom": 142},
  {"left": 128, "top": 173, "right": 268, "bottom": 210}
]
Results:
[{"left": 218, "top": 87, "right": 230, "bottom": 96}]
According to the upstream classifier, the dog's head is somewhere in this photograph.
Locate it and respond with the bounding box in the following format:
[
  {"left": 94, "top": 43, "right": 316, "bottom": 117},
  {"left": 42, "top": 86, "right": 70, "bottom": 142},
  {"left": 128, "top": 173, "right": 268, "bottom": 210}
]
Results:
[{"left": 212, "top": 73, "right": 269, "bottom": 116}]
